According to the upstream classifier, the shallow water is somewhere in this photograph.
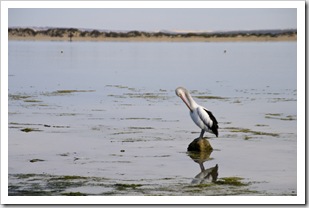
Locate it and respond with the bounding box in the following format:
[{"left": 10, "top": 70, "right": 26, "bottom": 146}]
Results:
[{"left": 8, "top": 41, "right": 297, "bottom": 196}]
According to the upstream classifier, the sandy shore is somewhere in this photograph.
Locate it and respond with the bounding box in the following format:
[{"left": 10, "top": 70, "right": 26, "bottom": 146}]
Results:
[{"left": 9, "top": 34, "right": 296, "bottom": 42}]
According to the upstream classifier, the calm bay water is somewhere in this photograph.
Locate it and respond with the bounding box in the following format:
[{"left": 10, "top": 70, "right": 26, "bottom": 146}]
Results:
[{"left": 8, "top": 40, "right": 297, "bottom": 196}]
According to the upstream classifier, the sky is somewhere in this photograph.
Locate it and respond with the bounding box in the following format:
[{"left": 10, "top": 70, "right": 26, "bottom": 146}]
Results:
[{"left": 8, "top": 8, "right": 297, "bottom": 32}]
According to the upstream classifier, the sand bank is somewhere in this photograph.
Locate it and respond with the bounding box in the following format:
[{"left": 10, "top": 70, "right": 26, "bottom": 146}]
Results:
[{"left": 9, "top": 34, "right": 296, "bottom": 42}]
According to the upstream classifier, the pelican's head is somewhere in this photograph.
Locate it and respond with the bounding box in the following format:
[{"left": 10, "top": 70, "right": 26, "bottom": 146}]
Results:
[
  {"left": 175, "top": 87, "right": 188, "bottom": 97},
  {"left": 175, "top": 87, "right": 192, "bottom": 111}
]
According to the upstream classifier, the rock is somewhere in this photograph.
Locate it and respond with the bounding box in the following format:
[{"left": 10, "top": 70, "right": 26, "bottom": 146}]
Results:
[
  {"left": 187, "top": 138, "right": 213, "bottom": 152},
  {"left": 187, "top": 149, "right": 212, "bottom": 164}
]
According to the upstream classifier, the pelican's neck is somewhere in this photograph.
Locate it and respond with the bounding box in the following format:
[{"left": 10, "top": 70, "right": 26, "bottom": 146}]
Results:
[{"left": 185, "top": 91, "right": 198, "bottom": 109}]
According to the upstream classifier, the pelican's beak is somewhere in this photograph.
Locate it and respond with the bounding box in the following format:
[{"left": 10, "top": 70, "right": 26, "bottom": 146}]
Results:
[{"left": 179, "top": 94, "right": 192, "bottom": 111}]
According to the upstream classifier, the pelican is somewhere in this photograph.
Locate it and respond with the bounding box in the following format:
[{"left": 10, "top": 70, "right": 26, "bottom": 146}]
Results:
[{"left": 175, "top": 87, "right": 218, "bottom": 138}]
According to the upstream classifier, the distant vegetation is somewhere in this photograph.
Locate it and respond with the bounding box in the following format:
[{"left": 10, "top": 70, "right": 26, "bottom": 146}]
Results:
[{"left": 8, "top": 27, "right": 297, "bottom": 40}]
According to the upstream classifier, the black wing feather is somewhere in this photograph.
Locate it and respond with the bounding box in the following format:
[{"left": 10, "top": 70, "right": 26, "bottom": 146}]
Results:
[{"left": 204, "top": 109, "right": 219, "bottom": 137}]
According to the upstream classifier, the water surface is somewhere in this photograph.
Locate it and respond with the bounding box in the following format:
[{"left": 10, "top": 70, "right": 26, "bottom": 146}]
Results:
[{"left": 8, "top": 41, "right": 297, "bottom": 196}]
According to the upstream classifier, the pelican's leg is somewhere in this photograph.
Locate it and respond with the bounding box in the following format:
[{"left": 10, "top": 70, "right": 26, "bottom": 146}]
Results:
[
  {"left": 199, "top": 162, "right": 205, "bottom": 171},
  {"left": 199, "top": 129, "right": 205, "bottom": 139}
]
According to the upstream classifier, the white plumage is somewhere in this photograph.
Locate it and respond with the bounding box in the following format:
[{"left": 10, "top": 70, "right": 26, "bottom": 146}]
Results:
[{"left": 176, "top": 87, "right": 218, "bottom": 138}]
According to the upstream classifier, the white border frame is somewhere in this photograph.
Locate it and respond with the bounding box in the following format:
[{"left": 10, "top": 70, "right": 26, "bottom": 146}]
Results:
[{"left": 1, "top": 1, "right": 305, "bottom": 205}]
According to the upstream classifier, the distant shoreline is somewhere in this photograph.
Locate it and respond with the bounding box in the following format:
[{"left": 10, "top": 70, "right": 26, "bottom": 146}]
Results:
[
  {"left": 8, "top": 27, "right": 297, "bottom": 42},
  {"left": 8, "top": 35, "right": 297, "bottom": 42}
]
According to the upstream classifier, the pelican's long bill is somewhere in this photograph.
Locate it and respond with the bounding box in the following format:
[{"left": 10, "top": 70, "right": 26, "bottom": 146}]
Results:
[
  {"left": 179, "top": 94, "right": 192, "bottom": 111},
  {"left": 175, "top": 87, "right": 192, "bottom": 111}
]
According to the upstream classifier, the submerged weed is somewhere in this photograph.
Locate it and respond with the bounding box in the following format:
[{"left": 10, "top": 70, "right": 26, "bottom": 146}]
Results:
[
  {"left": 215, "top": 177, "right": 248, "bottom": 186},
  {"left": 29, "top": 159, "right": 45, "bottom": 163},
  {"left": 225, "top": 127, "right": 279, "bottom": 137},
  {"left": 265, "top": 113, "right": 282, "bottom": 117},
  {"left": 244, "top": 135, "right": 252, "bottom": 140},
  {"left": 51, "top": 175, "right": 88, "bottom": 180},
  {"left": 105, "top": 84, "right": 137, "bottom": 91},
  {"left": 189, "top": 183, "right": 215, "bottom": 188},
  {"left": 121, "top": 138, "right": 147, "bottom": 142},
  {"left": 46, "top": 175, "right": 88, "bottom": 191},
  {"left": 124, "top": 92, "right": 170, "bottom": 100},
  {"left": 15, "top": 174, "right": 37, "bottom": 179},
  {"left": 23, "top": 99, "right": 42, "bottom": 103},
  {"left": 265, "top": 113, "right": 296, "bottom": 121},
  {"left": 9, "top": 94, "right": 32, "bottom": 100},
  {"left": 128, "top": 126, "right": 154, "bottom": 130},
  {"left": 268, "top": 98, "right": 296, "bottom": 102},
  {"left": 55, "top": 90, "right": 95, "bottom": 94},
  {"left": 255, "top": 124, "right": 269, "bottom": 127},
  {"left": 195, "top": 95, "right": 228, "bottom": 100},
  {"left": 21, "top": 128, "right": 41, "bottom": 133},
  {"left": 61, "top": 192, "right": 87, "bottom": 196},
  {"left": 281, "top": 115, "right": 296, "bottom": 121},
  {"left": 57, "top": 113, "right": 77, "bottom": 116},
  {"left": 114, "top": 183, "right": 142, "bottom": 190},
  {"left": 42, "top": 89, "right": 95, "bottom": 96}
]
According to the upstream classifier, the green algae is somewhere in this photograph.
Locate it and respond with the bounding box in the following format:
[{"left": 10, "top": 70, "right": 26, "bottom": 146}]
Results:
[
  {"left": 128, "top": 126, "right": 154, "bottom": 130},
  {"left": 124, "top": 92, "right": 170, "bottom": 100},
  {"left": 10, "top": 123, "right": 70, "bottom": 132},
  {"left": 42, "top": 89, "right": 95, "bottom": 96},
  {"left": 29, "top": 159, "right": 45, "bottom": 163},
  {"left": 55, "top": 90, "right": 95, "bottom": 94},
  {"left": 8, "top": 173, "right": 268, "bottom": 196},
  {"left": 183, "top": 177, "right": 256, "bottom": 196},
  {"left": 114, "top": 183, "right": 142, "bottom": 190},
  {"left": 121, "top": 138, "right": 147, "bottom": 142},
  {"left": 265, "top": 113, "right": 296, "bottom": 121},
  {"left": 225, "top": 127, "right": 279, "bottom": 137},
  {"left": 105, "top": 84, "right": 138, "bottom": 91},
  {"left": 215, "top": 177, "right": 248, "bottom": 186},
  {"left": 255, "top": 124, "right": 269, "bottom": 127},
  {"left": 244, "top": 135, "right": 252, "bottom": 140},
  {"left": 187, "top": 183, "right": 216, "bottom": 189},
  {"left": 21, "top": 128, "right": 42, "bottom": 133},
  {"left": 268, "top": 98, "right": 296, "bottom": 102},
  {"left": 61, "top": 192, "right": 87, "bottom": 196},
  {"left": 51, "top": 175, "right": 88, "bottom": 180},
  {"left": 112, "top": 131, "right": 143, "bottom": 135},
  {"left": 23, "top": 99, "right": 42, "bottom": 103},
  {"left": 15, "top": 174, "right": 37, "bottom": 179},
  {"left": 266, "top": 113, "right": 282, "bottom": 117},
  {"left": 57, "top": 113, "right": 77, "bottom": 116},
  {"left": 195, "top": 95, "right": 228, "bottom": 100},
  {"left": 9, "top": 94, "right": 32, "bottom": 100}
]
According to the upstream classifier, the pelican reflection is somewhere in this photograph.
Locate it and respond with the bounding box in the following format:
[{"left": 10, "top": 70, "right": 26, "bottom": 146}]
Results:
[{"left": 187, "top": 150, "right": 218, "bottom": 184}]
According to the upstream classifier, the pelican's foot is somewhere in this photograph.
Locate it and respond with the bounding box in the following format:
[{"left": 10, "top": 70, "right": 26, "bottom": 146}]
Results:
[
  {"left": 199, "top": 137, "right": 208, "bottom": 139},
  {"left": 187, "top": 137, "right": 213, "bottom": 152}
]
